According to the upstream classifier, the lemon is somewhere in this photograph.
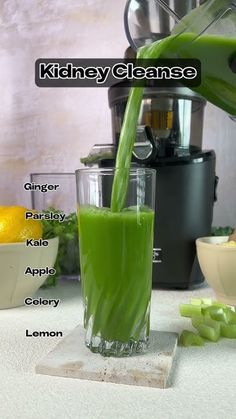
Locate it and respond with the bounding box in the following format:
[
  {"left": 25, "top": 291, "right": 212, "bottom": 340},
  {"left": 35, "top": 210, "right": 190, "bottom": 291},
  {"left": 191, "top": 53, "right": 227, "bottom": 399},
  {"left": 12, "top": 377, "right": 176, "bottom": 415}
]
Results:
[
  {"left": 0, "top": 206, "right": 43, "bottom": 243},
  {"left": 222, "top": 241, "right": 236, "bottom": 247}
]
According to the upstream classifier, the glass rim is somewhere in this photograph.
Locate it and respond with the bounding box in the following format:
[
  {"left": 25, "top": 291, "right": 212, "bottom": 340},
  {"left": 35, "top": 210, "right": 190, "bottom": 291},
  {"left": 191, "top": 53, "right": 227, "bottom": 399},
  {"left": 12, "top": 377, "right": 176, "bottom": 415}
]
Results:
[
  {"left": 75, "top": 167, "right": 156, "bottom": 176},
  {"left": 31, "top": 172, "right": 75, "bottom": 176}
]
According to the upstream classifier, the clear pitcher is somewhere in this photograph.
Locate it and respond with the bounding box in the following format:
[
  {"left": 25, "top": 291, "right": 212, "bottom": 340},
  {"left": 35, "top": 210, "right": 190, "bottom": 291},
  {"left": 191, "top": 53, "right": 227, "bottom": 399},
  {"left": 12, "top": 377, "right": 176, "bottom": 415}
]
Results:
[
  {"left": 125, "top": 0, "right": 236, "bottom": 118},
  {"left": 169, "top": 0, "right": 236, "bottom": 118},
  {"left": 124, "top": 0, "right": 207, "bottom": 50},
  {"left": 172, "top": 0, "right": 236, "bottom": 37}
]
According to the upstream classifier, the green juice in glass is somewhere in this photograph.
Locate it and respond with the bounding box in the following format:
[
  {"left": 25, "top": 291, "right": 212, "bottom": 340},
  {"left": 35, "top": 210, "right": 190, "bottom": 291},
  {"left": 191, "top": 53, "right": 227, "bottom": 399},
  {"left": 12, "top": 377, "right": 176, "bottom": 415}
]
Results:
[{"left": 78, "top": 206, "right": 154, "bottom": 348}]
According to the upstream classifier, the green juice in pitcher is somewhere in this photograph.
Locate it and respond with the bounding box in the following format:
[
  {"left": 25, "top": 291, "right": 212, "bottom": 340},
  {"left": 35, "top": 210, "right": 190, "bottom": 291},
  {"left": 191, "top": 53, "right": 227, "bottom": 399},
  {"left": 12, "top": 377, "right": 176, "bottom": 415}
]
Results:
[{"left": 142, "top": 32, "right": 236, "bottom": 116}]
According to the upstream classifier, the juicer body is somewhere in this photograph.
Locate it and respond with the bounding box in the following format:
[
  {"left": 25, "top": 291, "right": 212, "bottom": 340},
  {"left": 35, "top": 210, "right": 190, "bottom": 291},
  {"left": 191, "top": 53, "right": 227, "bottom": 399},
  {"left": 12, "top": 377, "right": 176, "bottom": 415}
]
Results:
[
  {"left": 98, "top": 151, "right": 216, "bottom": 289},
  {"left": 105, "top": 83, "right": 217, "bottom": 289},
  {"left": 151, "top": 152, "right": 216, "bottom": 288}
]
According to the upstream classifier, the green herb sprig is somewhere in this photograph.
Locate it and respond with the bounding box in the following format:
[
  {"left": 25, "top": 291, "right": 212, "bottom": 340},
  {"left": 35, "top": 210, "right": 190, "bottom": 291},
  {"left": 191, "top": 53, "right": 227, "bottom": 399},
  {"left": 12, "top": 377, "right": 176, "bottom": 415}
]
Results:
[
  {"left": 211, "top": 226, "right": 234, "bottom": 237},
  {"left": 41, "top": 208, "right": 79, "bottom": 287}
]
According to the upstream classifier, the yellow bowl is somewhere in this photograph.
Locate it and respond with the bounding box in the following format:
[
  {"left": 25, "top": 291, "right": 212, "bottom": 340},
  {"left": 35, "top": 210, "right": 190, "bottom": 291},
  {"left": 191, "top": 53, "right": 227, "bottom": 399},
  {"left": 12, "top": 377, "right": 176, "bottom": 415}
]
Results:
[
  {"left": 0, "top": 237, "right": 59, "bottom": 309},
  {"left": 196, "top": 236, "right": 236, "bottom": 306}
]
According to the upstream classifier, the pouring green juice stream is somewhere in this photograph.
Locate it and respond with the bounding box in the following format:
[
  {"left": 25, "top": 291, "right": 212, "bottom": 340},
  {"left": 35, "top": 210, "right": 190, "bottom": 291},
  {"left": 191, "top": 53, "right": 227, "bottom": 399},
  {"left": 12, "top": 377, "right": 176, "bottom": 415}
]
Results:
[{"left": 79, "top": 31, "right": 236, "bottom": 351}]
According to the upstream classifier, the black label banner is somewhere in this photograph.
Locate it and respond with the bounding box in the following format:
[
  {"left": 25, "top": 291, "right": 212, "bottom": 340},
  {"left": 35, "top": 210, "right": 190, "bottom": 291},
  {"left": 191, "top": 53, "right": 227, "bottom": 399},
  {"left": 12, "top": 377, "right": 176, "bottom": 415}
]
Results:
[{"left": 35, "top": 58, "right": 201, "bottom": 88}]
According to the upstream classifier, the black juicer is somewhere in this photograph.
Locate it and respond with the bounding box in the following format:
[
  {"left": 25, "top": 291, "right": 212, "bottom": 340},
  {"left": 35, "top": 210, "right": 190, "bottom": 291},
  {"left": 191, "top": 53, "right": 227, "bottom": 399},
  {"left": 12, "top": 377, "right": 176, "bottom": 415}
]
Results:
[{"left": 83, "top": 83, "right": 217, "bottom": 289}]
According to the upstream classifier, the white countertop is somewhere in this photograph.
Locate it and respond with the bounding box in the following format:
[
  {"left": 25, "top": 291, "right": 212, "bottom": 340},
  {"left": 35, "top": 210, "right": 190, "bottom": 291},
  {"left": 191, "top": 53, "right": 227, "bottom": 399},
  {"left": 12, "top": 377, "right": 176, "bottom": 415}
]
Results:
[{"left": 0, "top": 279, "right": 235, "bottom": 419}]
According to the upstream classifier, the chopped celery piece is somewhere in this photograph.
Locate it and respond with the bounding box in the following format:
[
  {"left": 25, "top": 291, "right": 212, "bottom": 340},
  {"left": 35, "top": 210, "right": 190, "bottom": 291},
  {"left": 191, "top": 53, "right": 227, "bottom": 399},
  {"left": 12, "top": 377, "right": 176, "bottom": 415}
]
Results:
[
  {"left": 220, "top": 323, "right": 236, "bottom": 339},
  {"left": 190, "top": 298, "right": 202, "bottom": 306},
  {"left": 201, "top": 298, "right": 212, "bottom": 306},
  {"left": 223, "top": 307, "right": 235, "bottom": 322},
  {"left": 179, "top": 330, "right": 205, "bottom": 347},
  {"left": 179, "top": 298, "right": 236, "bottom": 347},
  {"left": 195, "top": 323, "right": 220, "bottom": 342},
  {"left": 201, "top": 304, "right": 213, "bottom": 314},
  {"left": 228, "top": 311, "right": 236, "bottom": 325},
  {"left": 204, "top": 317, "right": 221, "bottom": 334},
  {"left": 203, "top": 310, "right": 212, "bottom": 320},
  {"left": 179, "top": 304, "right": 202, "bottom": 318},
  {"left": 204, "top": 306, "right": 229, "bottom": 324},
  {"left": 191, "top": 315, "right": 222, "bottom": 334},
  {"left": 191, "top": 315, "right": 205, "bottom": 328},
  {"left": 212, "top": 301, "right": 228, "bottom": 309},
  {"left": 191, "top": 315, "right": 220, "bottom": 340}
]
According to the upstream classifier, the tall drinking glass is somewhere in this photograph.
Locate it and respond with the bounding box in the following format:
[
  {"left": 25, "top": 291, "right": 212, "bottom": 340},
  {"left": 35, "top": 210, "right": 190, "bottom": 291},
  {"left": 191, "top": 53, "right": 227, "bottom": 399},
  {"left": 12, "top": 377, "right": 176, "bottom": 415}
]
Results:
[{"left": 76, "top": 168, "right": 156, "bottom": 357}]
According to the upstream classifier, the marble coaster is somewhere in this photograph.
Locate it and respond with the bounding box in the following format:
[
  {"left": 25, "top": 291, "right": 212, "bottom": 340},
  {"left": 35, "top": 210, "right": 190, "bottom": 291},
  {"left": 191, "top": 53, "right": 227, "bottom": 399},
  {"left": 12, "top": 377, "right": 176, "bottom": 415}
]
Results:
[{"left": 36, "top": 325, "right": 178, "bottom": 388}]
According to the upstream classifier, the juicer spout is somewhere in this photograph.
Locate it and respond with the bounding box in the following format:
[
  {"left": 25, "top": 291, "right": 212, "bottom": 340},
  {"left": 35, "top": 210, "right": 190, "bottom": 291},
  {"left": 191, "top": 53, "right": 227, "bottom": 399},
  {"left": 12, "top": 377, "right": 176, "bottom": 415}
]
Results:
[{"left": 132, "top": 125, "right": 159, "bottom": 163}]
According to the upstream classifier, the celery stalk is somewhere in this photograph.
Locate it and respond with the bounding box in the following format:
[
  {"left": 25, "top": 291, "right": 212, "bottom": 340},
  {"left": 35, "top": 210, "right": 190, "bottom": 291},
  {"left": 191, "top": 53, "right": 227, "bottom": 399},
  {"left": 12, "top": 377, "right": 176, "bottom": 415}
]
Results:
[
  {"left": 221, "top": 323, "right": 236, "bottom": 338},
  {"left": 190, "top": 298, "right": 202, "bottom": 306},
  {"left": 179, "top": 304, "right": 202, "bottom": 318},
  {"left": 191, "top": 315, "right": 205, "bottom": 328},
  {"left": 195, "top": 323, "right": 220, "bottom": 342},
  {"left": 204, "top": 306, "right": 229, "bottom": 323},
  {"left": 179, "top": 330, "right": 205, "bottom": 347},
  {"left": 212, "top": 301, "right": 228, "bottom": 309},
  {"left": 229, "top": 311, "right": 236, "bottom": 325},
  {"left": 179, "top": 298, "right": 236, "bottom": 346},
  {"left": 201, "top": 304, "right": 213, "bottom": 315},
  {"left": 204, "top": 317, "right": 221, "bottom": 334},
  {"left": 201, "top": 298, "right": 212, "bottom": 306}
]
